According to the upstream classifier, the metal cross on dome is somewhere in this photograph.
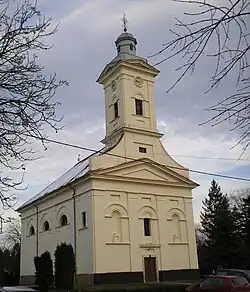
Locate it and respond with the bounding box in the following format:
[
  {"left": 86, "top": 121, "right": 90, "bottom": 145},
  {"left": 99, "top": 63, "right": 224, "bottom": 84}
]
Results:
[{"left": 122, "top": 13, "right": 128, "bottom": 32}]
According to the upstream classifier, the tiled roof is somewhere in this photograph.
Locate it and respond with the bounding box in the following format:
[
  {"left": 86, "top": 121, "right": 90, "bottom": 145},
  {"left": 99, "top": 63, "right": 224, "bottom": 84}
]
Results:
[{"left": 17, "top": 156, "right": 91, "bottom": 211}]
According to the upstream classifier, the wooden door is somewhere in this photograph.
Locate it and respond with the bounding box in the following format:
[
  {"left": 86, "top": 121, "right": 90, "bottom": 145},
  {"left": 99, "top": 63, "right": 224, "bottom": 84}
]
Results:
[{"left": 144, "top": 256, "right": 157, "bottom": 283}]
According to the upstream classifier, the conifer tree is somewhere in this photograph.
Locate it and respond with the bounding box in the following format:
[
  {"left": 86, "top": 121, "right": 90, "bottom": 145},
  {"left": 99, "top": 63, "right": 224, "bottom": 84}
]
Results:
[
  {"left": 200, "top": 180, "right": 240, "bottom": 270},
  {"left": 34, "top": 251, "right": 53, "bottom": 292},
  {"left": 241, "top": 193, "right": 250, "bottom": 269},
  {"left": 54, "top": 243, "right": 75, "bottom": 290}
]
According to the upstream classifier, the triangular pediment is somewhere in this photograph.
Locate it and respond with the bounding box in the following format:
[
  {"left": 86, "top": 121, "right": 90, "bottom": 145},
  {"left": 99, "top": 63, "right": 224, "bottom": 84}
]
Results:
[
  {"left": 93, "top": 158, "right": 198, "bottom": 188},
  {"left": 97, "top": 59, "right": 159, "bottom": 84}
]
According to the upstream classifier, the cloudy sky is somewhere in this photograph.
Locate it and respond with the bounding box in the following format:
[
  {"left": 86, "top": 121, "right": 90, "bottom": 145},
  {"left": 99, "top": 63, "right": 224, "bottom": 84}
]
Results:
[{"left": 2, "top": 0, "right": 250, "bottom": 226}]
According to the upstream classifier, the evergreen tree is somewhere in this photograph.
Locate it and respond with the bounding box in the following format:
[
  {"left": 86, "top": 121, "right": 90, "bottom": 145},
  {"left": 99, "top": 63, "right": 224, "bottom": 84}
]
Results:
[
  {"left": 195, "top": 224, "right": 208, "bottom": 275},
  {"left": 54, "top": 243, "right": 75, "bottom": 290},
  {"left": 34, "top": 251, "right": 53, "bottom": 292},
  {"left": 200, "top": 180, "right": 240, "bottom": 271},
  {"left": 241, "top": 193, "right": 250, "bottom": 269}
]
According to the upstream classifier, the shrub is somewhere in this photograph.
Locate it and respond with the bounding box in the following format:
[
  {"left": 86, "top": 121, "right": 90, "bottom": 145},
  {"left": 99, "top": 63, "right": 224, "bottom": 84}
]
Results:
[
  {"left": 34, "top": 251, "right": 53, "bottom": 292},
  {"left": 54, "top": 242, "right": 76, "bottom": 290}
]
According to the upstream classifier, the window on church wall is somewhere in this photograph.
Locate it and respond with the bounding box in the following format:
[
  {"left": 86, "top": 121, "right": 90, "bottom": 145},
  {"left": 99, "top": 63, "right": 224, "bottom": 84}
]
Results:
[
  {"left": 43, "top": 220, "right": 50, "bottom": 232},
  {"left": 82, "top": 212, "right": 87, "bottom": 228},
  {"left": 172, "top": 214, "right": 181, "bottom": 242},
  {"left": 29, "top": 225, "right": 35, "bottom": 236},
  {"left": 59, "top": 214, "right": 68, "bottom": 227},
  {"left": 111, "top": 210, "right": 122, "bottom": 243},
  {"left": 130, "top": 43, "right": 133, "bottom": 51},
  {"left": 114, "top": 101, "right": 119, "bottom": 119},
  {"left": 135, "top": 99, "right": 143, "bottom": 115},
  {"left": 143, "top": 217, "right": 151, "bottom": 236},
  {"left": 139, "top": 147, "right": 147, "bottom": 153}
]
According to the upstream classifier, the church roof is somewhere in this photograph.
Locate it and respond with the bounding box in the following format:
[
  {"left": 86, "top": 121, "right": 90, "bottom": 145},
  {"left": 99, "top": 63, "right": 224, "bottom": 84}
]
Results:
[
  {"left": 17, "top": 134, "right": 124, "bottom": 212},
  {"left": 17, "top": 154, "right": 92, "bottom": 211}
]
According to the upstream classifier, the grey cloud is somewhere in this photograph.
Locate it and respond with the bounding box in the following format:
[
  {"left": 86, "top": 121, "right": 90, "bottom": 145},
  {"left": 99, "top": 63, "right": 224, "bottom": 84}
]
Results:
[
  {"left": 37, "top": 3, "right": 241, "bottom": 148},
  {"left": 5, "top": 0, "right": 249, "bottom": 217}
]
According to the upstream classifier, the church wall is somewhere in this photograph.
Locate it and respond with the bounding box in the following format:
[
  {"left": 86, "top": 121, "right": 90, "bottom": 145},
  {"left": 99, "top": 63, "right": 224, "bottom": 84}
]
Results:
[
  {"left": 20, "top": 188, "right": 75, "bottom": 279},
  {"left": 119, "top": 67, "right": 157, "bottom": 132},
  {"left": 20, "top": 220, "right": 37, "bottom": 278},
  {"left": 75, "top": 189, "right": 94, "bottom": 274},
  {"left": 91, "top": 133, "right": 190, "bottom": 179},
  {"left": 104, "top": 69, "right": 125, "bottom": 137},
  {"left": 92, "top": 177, "right": 198, "bottom": 276},
  {"left": 20, "top": 180, "right": 94, "bottom": 283},
  {"left": 184, "top": 198, "right": 199, "bottom": 269},
  {"left": 93, "top": 189, "right": 131, "bottom": 273},
  {"left": 103, "top": 65, "right": 158, "bottom": 138}
]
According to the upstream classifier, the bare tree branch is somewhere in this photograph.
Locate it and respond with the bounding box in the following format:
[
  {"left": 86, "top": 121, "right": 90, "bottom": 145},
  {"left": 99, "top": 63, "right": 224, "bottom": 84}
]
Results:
[
  {"left": 0, "top": 0, "right": 68, "bottom": 208},
  {"left": 150, "top": 0, "right": 250, "bottom": 153}
]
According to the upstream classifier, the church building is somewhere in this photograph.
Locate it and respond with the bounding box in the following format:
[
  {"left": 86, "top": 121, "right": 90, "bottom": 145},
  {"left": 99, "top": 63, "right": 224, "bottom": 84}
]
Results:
[{"left": 17, "top": 20, "right": 199, "bottom": 286}]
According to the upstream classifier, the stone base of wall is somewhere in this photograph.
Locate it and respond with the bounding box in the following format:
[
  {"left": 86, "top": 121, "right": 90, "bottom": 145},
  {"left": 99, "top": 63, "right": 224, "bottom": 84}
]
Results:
[
  {"left": 21, "top": 269, "right": 200, "bottom": 287},
  {"left": 76, "top": 269, "right": 199, "bottom": 286},
  {"left": 159, "top": 269, "right": 200, "bottom": 282},
  {"left": 20, "top": 275, "right": 36, "bottom": 286}
]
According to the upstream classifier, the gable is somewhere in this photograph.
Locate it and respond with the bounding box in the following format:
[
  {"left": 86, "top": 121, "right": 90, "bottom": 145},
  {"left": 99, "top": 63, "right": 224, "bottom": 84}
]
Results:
[
  {"left": 97, "top": 59, "right": 159, "bottom": 84},
  {"left": 118, "top": 168, "right": 179, "bottom": 183},
  {"left": 93, "top": 158, "right": 198, "bottom": 188},
  {"left": 126, "top": 60, "right": 159, "bottom": 73}
]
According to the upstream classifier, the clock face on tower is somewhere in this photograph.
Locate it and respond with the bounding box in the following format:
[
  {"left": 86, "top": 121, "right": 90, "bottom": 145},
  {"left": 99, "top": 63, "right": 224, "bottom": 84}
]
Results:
[{"left": 134, "top": 76, "right": 143, "bottom": 88}]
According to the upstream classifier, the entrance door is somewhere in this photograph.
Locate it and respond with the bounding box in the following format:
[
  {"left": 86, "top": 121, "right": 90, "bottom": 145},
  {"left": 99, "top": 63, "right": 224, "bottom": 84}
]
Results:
[{"left": 144, "top": 256, "right": 158, "bottom": 283}]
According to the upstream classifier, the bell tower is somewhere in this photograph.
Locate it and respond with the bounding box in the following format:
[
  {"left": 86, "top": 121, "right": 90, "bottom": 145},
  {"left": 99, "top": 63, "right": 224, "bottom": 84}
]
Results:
[{"left": 97, "top": 15, "right": 162, "bottom": 152}]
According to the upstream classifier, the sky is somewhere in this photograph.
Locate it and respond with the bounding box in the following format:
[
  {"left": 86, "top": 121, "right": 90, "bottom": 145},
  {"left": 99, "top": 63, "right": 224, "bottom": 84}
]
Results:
[{"left": 1, "top": 0, "right": 250, "bottom": 229}]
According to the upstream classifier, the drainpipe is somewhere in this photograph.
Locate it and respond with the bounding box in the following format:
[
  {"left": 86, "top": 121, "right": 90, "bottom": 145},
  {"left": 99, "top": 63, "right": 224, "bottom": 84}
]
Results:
[
  {"left": 32, "top": 203, "right": 39, "bottom": 257},
  {"left": 69, "top": 185, "right": 77, "bottom": 285}
]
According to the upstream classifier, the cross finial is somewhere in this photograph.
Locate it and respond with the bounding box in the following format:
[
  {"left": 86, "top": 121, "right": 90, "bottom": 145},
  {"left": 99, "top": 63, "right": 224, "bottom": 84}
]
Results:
[{"left": 122, "top": 13, "right": 128, "bottom": 32}]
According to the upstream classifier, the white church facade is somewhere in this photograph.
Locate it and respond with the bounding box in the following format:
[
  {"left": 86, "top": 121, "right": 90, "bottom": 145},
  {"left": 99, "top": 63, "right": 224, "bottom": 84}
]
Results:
[{"left": 17, "top": 24, "right": 199, "bottom": 286}]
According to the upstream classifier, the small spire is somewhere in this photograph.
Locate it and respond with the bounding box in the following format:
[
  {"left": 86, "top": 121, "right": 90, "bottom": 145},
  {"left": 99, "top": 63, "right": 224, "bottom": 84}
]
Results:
[{"left": 121, "top": 13, "right": 128, "bottom": 33}]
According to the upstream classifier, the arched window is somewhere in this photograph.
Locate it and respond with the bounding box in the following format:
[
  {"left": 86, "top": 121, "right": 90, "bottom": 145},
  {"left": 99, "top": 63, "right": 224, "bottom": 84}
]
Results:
[
  {"left": 43, "top": 220, "right": 50, "bottom": 231},
  {"left": 172, "top": 214, "right": 181, "bottom": 242},
  {"left": 143, "top": 213, "right": 152, "bottom": 237},
  {"left": 130, "top": 43, "right": 133, "bottom": 51},
  {"left": 60, "top": 214, "right": 68, "bottom": 227},
  {"left": 111, "top": 210, "right": 122, "bottom": 243},
  {"left": 29, "top": 226, "right": 35, "bottom": 236}
]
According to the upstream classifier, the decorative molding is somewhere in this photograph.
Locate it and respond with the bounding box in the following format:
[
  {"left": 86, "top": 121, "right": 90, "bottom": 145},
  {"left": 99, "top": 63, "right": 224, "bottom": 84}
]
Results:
[
  {"left": 55, "top": 223, "right": 70, "bottom": 229},
  {"left": 138, "top": 205, "right": 158, "bottom": 219},
  {"left": 104, "top": 203, "right": 129, "bottom": 218},
  {"left": 105, "top": 215, "right": 129, "bottom": 219},
  {"left": 111, "top": 80, "right": 116, "bottom": 91},
  {"left": 134, "top": 76, "right": 143, "bottom": 87},
  {"left": 168, "top": 242, "right": 189, "bottom": 246},
  {"left": 97, "top": 59, "right": 159, "bottom": 84},
  {"left": 132, "top": 113, "right": 150, "bottom": 119},
  {"left": 78, "top": 227, "right": 88, "bottom": 231},
  {"left": 39, "top": 228, "right": 52, "bottom": 234},
  {"left": 166, "top": 207, "right": 186, "bottom": 221},
  {"left": 128, "top": 193, "right": 138, "bottom": 199},
  {"left": 27, "top": 234, "right": 36, "bottom": 238},
  {"left": 91, "top": 174, "right": 195, "bottom": 189},
  {"left": 105, "top": 242, "right": 130, "bottom": 246},
  {"left": 139, "top": 243, "right": 160, "bottom": 249},
  {"left": 138, "top": 216, "right": 158, "bottom": 221},
  {"left": 166, "top": 218, "right": 187, "bottom": 222},
  {"left": 56, "top": 206, "right": 68, "bottom": 224}
]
